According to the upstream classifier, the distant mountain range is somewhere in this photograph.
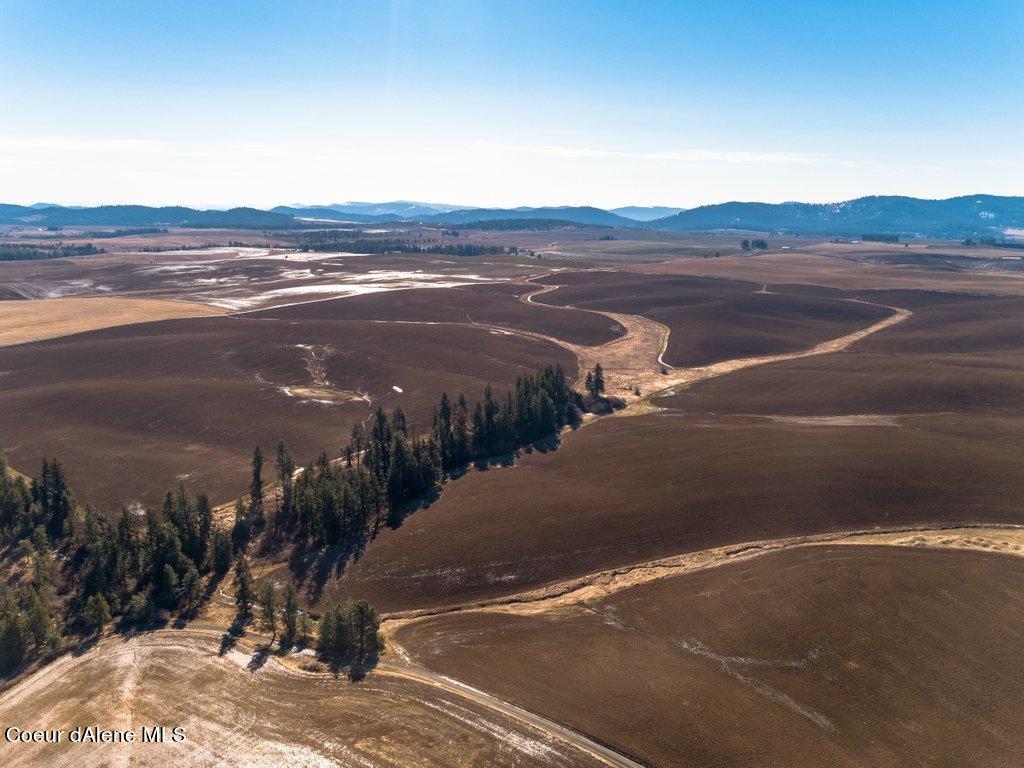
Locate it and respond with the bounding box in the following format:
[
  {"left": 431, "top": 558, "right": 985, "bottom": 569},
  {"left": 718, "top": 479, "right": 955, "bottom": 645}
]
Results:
[
  {"left": 0, "top": 204, "right": 298, "bottom": 229},
  {"left": 2, "top": 195, "right": 1022, "bottom": 237},
  {"left": 647, "top": 195, "right": 1024, "bottom": 236},
  {"left": 272, "top": 200, "right": 471, "bottom": 220},
  {"left": 610, "top": 206, "right": 685, "bottom": 221},
  {"left": 420, "top": 206, "right": 635, "bottom": 227},
  {"left": 272, "top": 203, "right": 646, "bottom": 226}
]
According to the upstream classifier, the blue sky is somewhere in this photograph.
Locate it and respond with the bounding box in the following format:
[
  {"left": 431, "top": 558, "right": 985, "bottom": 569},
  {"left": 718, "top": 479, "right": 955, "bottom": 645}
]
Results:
[{"left": 0, "top": 0, "right": 1020, "bottom": 207}]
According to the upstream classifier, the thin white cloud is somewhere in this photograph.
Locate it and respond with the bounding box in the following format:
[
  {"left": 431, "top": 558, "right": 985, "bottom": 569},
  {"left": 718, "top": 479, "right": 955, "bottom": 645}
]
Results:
[{"left": 0, "top": 133, "right": 1019, "bottom": 208}]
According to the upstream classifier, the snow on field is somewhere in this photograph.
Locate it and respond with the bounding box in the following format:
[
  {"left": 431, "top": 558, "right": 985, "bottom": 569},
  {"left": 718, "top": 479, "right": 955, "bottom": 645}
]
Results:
[
  {"left": 153, "top": 246, "right": 275, "bottom": 258},
  {"left": 278, "top": 268, "right": 316, "bottom": 280},
  {"left": 140, "top": 263, "right": 217, "bottom": 273},
  {"left": 41, "top": 280, "right": 104, "bottom": 298},
  {"left": 209, "top": 270, "right": 498, "bottom": 310},
  {"left": 140, "top": 247, "right": 368, "bottom": 263}
]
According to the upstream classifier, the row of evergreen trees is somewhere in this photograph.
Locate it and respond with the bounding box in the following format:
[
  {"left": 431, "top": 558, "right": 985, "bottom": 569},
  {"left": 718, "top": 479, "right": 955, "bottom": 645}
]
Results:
[
  {"left": 317, "top": 600, "right": 382, "bottom": 658},
  {"left": 231, "top": 556, "right": 381, "bottom": 658},
  {"left": 260, "top": 365, "right": 584, "bottom": 550},
  {"left": 0, "top": 243, "right": 105, "bottom": 261}
]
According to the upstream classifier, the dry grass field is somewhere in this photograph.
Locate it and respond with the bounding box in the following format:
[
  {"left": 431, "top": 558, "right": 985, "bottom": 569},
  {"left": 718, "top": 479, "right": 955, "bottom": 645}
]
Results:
[
  {"left": 395, "top": 545, "right": 1024, "bottom": 768},
  {"left": 0, "top": 627, "right": 609, "bottom": 768},
  {"left": 0, "top": 296, "right": 224, "bottom": 346},
  {"left": 5, "top": 0, "right": 1023, "bottom": 760}
]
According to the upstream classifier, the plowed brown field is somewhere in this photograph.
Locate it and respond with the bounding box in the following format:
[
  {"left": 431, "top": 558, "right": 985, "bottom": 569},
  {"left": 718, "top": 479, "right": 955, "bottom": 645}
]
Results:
[
  {"left": 396, "top": 545, "right": 1024, "bottom": 768},
  {"left": 0, "top": 314, "right": 574, "bottom": 509}
]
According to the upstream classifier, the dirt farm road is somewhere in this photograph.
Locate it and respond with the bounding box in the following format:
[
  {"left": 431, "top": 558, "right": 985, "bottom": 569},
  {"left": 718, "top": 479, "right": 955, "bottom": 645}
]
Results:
[
  {"left": 0, "top": 622, "right": 644, "bottom": 768},
  {"left": 382, "top": 525, "right": 1024, "bottom": 630},
  {"left": 377, "top": 659, "right": 646, "bottom": 768},
  {"left": 517, "top": 276, "right": 912, "bottom": 408}
]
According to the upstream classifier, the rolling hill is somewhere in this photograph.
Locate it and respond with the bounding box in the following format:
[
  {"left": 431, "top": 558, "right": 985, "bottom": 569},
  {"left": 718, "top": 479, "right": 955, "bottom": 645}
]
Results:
[
  {"left": 646, "top": 195, "right": 1024, "bottom": 236},
  {"left": 610, "top": 205, "right": 685, "bottom": 220},
  {"left": 0, "top": 204, "right": 300, "bottom": 229},
  {"left": 424, "top": 205, "right": 634, "bottom": 227},
  {"left": 3, "top": 195, "right": 1023, "bottom": 236}
]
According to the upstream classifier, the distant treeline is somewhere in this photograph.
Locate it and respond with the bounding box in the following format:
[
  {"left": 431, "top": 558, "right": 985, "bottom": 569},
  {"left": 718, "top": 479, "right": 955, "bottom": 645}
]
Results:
[
  {"left": 39, "top": 227, "right": 168, "bottom": 239},
  {"left": 292, "top": 230, "right": 515, "bottom": 256},
  {"left": 136, "top": 242, "right": 221, "bottom": 253},
  {"left": 964, "top": 236, "right": 1024, "bottom": 250},
  {"left": 77, "top": 227, "right": 168, "bottom": 239},
  {"left": 862, "top": 233, "right": 900, "bottom": 243},
  {"left": 0, "top": 243, "right": 105, "bottom": 261},
  {"left": 452, "top": 218, "right": 578, "bottom": 231}
]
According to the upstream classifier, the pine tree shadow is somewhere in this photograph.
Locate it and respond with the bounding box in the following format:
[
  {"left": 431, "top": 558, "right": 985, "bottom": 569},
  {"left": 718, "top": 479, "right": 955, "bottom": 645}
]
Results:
[
  {"left": 529, "top": 434, "right": 562, "bottom": 454},
  {"left": 176, "top": 570, "right": 227, "bottom": 628},
  {"left": 347, "top": 651, "right": 379, "bottom": 682},
  {"left": 471, "top": 450, "right": 517, "bottom": 472},
  {"left": 290, "top": 537, "right": 368, "bottom": 604},
  {"left": 70, "top": 633, "right": 100, "bottom": 656},
  {"left": 219, "top": 615, "right": 247, "bottom": 656},
  {"left": 247, "top": 642, "right": 272, "bottom": 673},
  {"left": 319, "top": 649, "right": 379, "bottom": 681},
  {"left": 258, "top": 527, "right": 288, "bottom": 557},
  {"left": 387, "top": 488, "right": 440, "bottom": 529}
]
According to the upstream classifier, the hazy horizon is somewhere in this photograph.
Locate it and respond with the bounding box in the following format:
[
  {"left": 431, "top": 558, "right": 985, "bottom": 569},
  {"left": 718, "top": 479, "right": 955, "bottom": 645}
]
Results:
[{"left": 4, "top": 192, "right": 1023, "bottom": 213}]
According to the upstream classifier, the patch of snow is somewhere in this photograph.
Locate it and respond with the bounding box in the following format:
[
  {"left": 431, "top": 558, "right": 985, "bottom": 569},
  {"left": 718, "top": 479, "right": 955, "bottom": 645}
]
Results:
[
  {"left": 278, "top": 268, "right": 316, "bottom": 280},
  {"left": 141, "top": 264, "right": 216, "bottom": 274}
]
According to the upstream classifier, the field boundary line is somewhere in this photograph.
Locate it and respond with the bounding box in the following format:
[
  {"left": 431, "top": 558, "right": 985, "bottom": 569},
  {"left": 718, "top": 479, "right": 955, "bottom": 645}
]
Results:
[{"left": 382, "top": 523, "right": 1024, "bottom": 628}]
